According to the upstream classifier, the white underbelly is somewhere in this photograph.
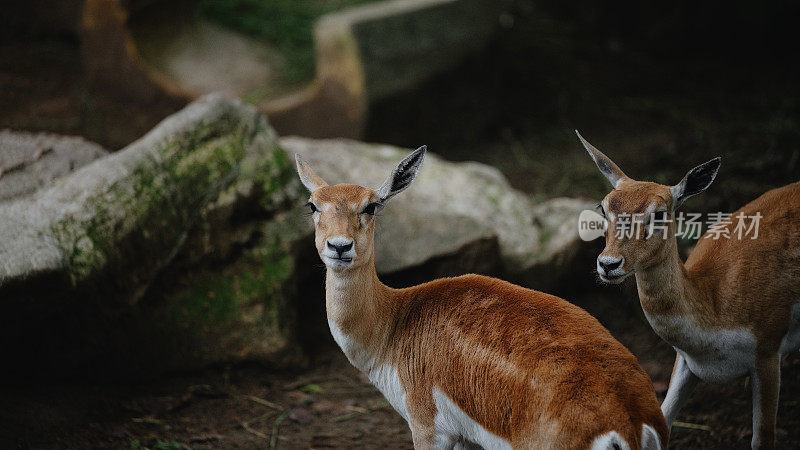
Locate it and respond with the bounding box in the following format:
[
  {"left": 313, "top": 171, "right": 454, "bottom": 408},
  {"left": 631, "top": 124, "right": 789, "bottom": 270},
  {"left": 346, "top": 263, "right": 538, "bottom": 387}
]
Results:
[
  {"left": 678, "top": 347, "right": 752, "bottom": 383},
  {"left": 644, "top": 314, "right": 756, "bottom": 383}
]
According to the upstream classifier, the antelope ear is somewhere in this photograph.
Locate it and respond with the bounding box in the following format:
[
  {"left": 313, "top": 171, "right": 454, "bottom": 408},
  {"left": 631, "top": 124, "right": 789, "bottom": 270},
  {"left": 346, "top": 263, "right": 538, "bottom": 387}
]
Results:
[
  {"left": 295, "top": 154, "right": 328, "bottom": 192},
  {"left": 670, "top": 157, "right": 721, "bottom": 210},
  {"left": 376, "top": 145, "right": 427, "bottom": 201},
  {"left": 576, "top": 130, "right": 629, "bottom": 189}
]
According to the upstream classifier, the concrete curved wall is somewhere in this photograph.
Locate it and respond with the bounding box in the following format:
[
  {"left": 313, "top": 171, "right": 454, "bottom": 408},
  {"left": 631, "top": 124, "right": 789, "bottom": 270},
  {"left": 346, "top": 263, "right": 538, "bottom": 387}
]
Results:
[{"left": 80, "top": 0, "right": 506, "bottom": 140}]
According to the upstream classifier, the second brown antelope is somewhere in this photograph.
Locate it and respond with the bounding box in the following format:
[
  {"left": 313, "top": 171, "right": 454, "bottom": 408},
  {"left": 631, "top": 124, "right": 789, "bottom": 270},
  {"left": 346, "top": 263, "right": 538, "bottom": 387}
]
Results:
[
  {"left": 295, "top": 146, "right": 667, "bottom": 449},
  {"left": 578, "top": 131, "right": 800, "bottom": 449}
]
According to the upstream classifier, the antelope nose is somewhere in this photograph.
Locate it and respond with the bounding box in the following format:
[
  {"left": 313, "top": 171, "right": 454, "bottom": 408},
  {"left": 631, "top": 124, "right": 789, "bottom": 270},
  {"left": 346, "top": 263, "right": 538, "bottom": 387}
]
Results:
[
  {"left": 598, "top": 257, "right": 623, "bottom": 273},
  {"left": 326, "top": 239, "right": 353, "bottom": 256}
]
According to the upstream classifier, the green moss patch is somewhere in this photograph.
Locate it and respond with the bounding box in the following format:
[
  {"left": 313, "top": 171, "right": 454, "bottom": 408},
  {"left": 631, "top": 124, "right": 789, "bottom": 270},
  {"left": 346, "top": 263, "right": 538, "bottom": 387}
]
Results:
[
  {"left": 169, "top": 238, "right": 294, "bottom": 334},
  {"left": 50, "top": 110, "right": 294, "bottom": 289}
]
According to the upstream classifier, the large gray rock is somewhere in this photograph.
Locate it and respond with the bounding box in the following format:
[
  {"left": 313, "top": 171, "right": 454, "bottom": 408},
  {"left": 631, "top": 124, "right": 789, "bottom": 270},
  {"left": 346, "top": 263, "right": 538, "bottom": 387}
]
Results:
[
  {"left": 0, "top": 130, "right": 108, "bottom": 202},
  {"left": 0, "top": 94, "right": 302, "bottom": 378},
  {"left": 0, "top": 94, "right": 292, "bottom": 292},
  {"left": 280, "top": 137, "right": 594, "bottom": 286}
]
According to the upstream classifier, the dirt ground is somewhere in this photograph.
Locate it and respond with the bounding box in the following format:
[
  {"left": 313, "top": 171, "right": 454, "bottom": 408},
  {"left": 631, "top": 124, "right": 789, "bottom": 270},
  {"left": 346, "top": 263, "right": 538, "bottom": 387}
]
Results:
[{"left": 2, "top": 288, "right": 798, "bottom": 449}]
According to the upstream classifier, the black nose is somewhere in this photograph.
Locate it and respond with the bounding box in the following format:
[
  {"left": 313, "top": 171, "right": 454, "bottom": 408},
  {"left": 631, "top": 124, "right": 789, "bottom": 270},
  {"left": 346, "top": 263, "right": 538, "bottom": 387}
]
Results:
[
  {"left": 327, "top": 240, "right": 353, "bottom": 256},
  {"left": 599, "top": 259, "right": 622, "bottom": 272}
]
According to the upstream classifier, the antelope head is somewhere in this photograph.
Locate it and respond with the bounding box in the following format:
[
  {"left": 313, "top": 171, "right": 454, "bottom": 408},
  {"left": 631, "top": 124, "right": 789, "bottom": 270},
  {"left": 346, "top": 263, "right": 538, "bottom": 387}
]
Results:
[
  {"left": 295, "top": 146, "right": 427, "bottom": 272},
  {"left": 577, "top": 131, "right": 721, "bottom": 283}
]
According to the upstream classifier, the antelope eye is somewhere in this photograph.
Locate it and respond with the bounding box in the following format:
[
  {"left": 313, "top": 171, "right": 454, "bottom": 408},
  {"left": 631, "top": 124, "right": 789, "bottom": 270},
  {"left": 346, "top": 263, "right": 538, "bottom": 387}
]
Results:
[
  {"left": 305, "top": 202, "right": 318, "bottom": 213},
  {"left": 362, "top": 202, "right": 383, "bottom": 215}
]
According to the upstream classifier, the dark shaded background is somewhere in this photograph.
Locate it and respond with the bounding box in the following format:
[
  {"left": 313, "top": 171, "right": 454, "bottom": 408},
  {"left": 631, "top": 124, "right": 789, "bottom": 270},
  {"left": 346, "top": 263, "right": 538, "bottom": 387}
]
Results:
[{"left": 370, "top": 0, "right": 800, "bottom": 208}]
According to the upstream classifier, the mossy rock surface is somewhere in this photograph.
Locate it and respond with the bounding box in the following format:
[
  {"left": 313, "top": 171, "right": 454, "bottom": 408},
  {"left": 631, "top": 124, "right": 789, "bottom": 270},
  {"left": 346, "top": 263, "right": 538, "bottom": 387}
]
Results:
[
  {"left": 0, "top": 94, "right": 293, "bottom": 292},
  {"left": 0, "top": 95, "right": 304, "bottom": 379}
]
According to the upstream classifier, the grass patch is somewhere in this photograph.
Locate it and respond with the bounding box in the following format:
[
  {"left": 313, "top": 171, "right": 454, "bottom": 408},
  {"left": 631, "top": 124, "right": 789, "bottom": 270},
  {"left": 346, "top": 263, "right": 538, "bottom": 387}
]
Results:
[{"left": 198, "top": 0, "right": 381, "bottom": 84}]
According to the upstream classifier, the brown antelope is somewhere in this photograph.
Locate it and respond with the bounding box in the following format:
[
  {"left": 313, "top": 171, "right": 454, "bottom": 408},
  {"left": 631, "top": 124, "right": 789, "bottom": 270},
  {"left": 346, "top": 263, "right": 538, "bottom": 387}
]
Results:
[
  {"left": 295, "top": 146, "right": 667, "bottom": 449},
  {"left": 577, "top": 131, "right": 800, "bottom": 449}
]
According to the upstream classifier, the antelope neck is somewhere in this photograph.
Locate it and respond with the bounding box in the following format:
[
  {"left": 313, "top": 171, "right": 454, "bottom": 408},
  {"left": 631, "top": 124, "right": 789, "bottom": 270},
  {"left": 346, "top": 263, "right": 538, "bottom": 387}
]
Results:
[
  {"left": 325, "top": 254, "right": 399, "bottom": 360},
  {"left": 634, "top": 236, "right": 713, "bottom": 323}
]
